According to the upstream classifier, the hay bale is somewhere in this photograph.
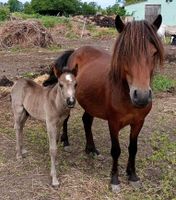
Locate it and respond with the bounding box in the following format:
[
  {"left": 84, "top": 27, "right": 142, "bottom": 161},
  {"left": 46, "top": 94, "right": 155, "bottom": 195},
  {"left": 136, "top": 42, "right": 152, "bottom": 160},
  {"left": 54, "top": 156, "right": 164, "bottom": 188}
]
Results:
[
  {"left": 33, "top": 74, "right": 49, "bottom": 86},
  {"left": 0, "top": 86, "right": 11, "bottom": 98},
  {"left": 0, "top": 20, "right": 54, "bottom": 49}
]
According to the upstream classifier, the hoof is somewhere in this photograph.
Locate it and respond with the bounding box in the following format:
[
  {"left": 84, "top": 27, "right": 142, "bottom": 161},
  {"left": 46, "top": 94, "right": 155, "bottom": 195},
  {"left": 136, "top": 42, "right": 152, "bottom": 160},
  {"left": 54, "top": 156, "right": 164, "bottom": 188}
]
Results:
[
  {"left": 85, "top": 147, "right": 100, "bottom": 156},
  {"left": 22, "top": 149, "right": 27, "bottom": 156},
  {"left": 129, "top": 180, "right": 142, "bottom": 189},
  {"left": 52, "top": 178, "right": 60, "bottom": 188},
  {"left": 16, "top": 154, "right": 23, "bottom": 160},
  {"left": 64, "top": 146, "right": 72, "bottom": 153},
  {"left": 111, "top": 184, "right": 121, "bottom": 193}
]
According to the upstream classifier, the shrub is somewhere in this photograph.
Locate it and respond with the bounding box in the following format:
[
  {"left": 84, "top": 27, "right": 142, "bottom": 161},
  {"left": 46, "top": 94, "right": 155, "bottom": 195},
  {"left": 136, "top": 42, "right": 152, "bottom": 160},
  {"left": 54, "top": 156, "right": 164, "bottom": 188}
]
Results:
[{"left": 0, "top": 6, "right": 10, "bottom": 21}]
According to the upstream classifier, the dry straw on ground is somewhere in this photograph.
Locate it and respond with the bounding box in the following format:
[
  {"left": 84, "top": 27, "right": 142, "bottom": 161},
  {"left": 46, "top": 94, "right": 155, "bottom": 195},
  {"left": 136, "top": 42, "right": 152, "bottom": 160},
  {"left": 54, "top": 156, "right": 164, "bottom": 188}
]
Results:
[{"left": 0, "top": 20, "right": 54, "bottom": 49}]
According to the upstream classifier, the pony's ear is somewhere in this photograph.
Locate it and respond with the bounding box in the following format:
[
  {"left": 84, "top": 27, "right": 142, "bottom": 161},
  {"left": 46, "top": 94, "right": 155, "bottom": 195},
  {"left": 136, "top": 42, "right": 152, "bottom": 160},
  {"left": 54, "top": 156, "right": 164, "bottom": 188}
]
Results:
[
  {"left": 153, "top": 14, "right": 162, "bottom": 30},
  {"left": 115, "top": 15, "right": 125, "bottom": 33},
  {"left": 72, "top": 64, "right": 78, "bottom": 77},
  {"left": 53, "top": 64, "right": 62, "bottom": 78}
]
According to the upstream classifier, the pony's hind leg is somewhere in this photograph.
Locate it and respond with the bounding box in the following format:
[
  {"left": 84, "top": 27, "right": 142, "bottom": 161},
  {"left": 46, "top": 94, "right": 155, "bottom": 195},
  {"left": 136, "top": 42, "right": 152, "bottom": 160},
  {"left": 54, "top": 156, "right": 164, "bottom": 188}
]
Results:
[
  {"left": 126, "top": 121, "right": 144, "bottom": 188},
  {"left": 82, "top": 112, "right": 99, "bottom": 155},
  {"left": 13, "top": 107, "right": 28, "bottom": 159}
]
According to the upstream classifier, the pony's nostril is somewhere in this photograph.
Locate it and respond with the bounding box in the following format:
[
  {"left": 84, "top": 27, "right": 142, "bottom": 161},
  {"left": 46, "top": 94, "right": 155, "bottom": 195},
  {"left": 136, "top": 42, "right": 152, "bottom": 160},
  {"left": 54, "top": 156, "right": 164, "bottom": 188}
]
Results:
[
  {"left": 149, "top": 89, "right": 152, "bottom": 99},
  {"left": 133, "top": 89, "right": 138, "bottom": 100}
]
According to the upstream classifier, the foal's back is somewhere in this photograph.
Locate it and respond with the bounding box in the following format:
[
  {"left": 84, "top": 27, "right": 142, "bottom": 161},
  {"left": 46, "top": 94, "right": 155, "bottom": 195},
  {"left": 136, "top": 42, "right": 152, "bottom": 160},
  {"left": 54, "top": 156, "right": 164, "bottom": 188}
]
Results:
[{"left": 11, "top": 78, "right": 47, "bottom": 121}]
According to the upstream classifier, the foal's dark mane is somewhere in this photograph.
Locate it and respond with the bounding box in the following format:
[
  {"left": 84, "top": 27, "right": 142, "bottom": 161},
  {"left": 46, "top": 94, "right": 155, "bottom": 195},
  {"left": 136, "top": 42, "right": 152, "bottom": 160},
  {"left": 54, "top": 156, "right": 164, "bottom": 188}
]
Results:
[{"left": 110, "top": 20, "right": 164, "bottom": 84}]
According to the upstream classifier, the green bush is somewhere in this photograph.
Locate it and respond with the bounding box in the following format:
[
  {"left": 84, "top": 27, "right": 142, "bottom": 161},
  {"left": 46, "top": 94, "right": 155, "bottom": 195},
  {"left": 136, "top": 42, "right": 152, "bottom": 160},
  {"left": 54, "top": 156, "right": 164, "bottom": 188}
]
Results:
[
  {"left": 40, "top": 16, "right": 70, "bottom": 28},
  {"left": 0, "top": 6, "right": 10, "bottom": 21}
]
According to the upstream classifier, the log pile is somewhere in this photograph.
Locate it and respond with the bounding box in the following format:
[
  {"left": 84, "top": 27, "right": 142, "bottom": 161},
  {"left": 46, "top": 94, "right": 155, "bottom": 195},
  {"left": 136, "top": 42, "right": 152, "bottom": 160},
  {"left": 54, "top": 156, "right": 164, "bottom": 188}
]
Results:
[
  {"left": 89, "top": 15, "right": 115, "bottom": 28},
  {"left": 72, "top": 15, "right": 116, "bottom": 28}
]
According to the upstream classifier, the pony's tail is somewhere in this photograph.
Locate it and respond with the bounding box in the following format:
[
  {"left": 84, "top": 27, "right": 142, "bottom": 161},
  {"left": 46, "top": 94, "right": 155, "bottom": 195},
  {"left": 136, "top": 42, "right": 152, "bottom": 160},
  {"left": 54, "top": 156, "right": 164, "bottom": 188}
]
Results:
[{"left": 43, "top": 50, "right": 75, "bottom": 86}]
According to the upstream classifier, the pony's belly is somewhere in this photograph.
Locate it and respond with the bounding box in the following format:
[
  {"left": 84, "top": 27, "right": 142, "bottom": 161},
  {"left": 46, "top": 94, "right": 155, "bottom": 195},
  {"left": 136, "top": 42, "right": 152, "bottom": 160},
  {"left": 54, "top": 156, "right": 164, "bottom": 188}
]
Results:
[{"left": 76, "top": 88, "right": 107, "bottom": 120}]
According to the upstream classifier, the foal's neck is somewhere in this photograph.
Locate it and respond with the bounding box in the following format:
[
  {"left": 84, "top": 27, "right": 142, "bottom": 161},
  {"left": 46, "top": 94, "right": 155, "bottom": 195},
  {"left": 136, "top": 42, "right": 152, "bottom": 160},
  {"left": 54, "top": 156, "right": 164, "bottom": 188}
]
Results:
[{"left": 50, "top": 83, "right": 67, "bottom": 110}]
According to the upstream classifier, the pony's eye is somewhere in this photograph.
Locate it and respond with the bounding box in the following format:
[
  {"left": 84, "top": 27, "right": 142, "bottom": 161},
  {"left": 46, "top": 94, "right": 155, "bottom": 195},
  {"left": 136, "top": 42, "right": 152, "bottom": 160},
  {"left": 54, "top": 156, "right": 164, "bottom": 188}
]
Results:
[
  {"left": 152, "top": 52, "right": 157, "bottom": 57},
  {"left": 74, "top": 83, "right": 77, "bottom": 88}
]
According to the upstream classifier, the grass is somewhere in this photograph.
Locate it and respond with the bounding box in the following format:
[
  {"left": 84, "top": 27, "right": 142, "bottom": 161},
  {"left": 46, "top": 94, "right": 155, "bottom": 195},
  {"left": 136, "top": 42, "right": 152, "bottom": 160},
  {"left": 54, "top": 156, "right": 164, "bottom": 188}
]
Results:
[
  {"left": 12, "top": 12, "right": 71, "bottom": 28},
  {"left": 21, "top": 71, "right": 39, "bottom": 79},
  {"left": 152, "top": 74, "right": 176, "bottom": 92}
]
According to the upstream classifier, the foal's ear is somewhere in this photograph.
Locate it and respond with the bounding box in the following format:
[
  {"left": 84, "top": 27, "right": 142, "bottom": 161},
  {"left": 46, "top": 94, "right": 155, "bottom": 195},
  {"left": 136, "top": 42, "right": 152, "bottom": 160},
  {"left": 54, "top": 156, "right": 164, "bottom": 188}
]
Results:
[
  {"left": 53, "top": 64, "right": 62, "bottom": 78},
  {"left": 153, "top": 14, "right": 162, "bottom": 30},
  {"left": 72, "top": 64, "right": 78, "bottom": 77},
  {"left": 115, "top": 15, "right": 125, "bottom": 33}
]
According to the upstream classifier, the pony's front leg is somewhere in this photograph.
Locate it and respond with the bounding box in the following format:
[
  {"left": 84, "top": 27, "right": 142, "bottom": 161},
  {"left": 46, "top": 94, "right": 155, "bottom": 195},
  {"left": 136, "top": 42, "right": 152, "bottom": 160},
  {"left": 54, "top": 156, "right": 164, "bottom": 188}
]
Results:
[
  {"left": 108, "top": 120, "right": 121, "bottom": 193},
  {"left": 126, "top": 120, "right": 144, "bottom": 187},
  {"left": 46, "top": 122, "right": 59, "bottom": 187},
  {"left": 60, "top": 115, "right": 70, "bottom": 147}
]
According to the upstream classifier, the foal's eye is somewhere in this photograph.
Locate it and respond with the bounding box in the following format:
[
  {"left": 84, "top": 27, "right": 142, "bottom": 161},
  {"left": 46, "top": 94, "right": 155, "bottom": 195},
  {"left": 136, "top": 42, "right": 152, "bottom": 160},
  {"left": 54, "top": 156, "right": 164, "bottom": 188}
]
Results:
[
  {"left": 59, "top": 83, "right": 63, "bottom": 88},
  {"left": 74, "top": 83, "right": 77, "bottom": 88}
]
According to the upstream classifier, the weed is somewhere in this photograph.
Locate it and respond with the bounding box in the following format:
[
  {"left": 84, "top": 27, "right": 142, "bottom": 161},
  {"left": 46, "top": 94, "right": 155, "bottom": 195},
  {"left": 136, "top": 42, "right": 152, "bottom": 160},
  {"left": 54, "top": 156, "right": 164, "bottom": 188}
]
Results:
[{"left": 152, "top": 74, "right": 175, "bottom": 92}]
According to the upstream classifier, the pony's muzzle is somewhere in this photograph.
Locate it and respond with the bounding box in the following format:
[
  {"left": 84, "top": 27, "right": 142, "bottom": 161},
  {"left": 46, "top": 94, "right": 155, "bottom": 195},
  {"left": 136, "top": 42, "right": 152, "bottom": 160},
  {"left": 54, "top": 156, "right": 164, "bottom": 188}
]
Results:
[
  {"left": 66, "top": 97, "right": 76, "bottom": 108},
  {"left": 130, "top": 87, "right": 152, "bottom": 108}
]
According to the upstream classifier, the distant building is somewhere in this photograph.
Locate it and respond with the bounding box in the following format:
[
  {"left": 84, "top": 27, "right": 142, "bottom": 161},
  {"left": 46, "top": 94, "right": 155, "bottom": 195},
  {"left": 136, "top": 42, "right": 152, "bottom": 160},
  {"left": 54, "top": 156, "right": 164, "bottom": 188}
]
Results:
[{"left": 125, "top": 0, "right": 176, "bottom": 25}]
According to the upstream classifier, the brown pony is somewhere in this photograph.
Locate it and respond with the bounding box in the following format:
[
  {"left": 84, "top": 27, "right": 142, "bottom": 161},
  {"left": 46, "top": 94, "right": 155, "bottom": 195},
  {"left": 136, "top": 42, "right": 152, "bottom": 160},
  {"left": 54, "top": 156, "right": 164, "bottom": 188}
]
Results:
[{"left": 43, "top": 15, "right": 164, "bottom": 192}]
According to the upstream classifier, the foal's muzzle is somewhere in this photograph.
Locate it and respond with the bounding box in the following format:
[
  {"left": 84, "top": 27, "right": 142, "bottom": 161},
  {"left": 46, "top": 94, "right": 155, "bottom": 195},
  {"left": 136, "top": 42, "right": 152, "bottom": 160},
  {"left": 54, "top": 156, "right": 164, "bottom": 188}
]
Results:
[
  {"left": 130, "top": 87, "right": 152, "bottom": 108},
  {"left": 66, "top": 97, "right": 76, "bottom": 108}
]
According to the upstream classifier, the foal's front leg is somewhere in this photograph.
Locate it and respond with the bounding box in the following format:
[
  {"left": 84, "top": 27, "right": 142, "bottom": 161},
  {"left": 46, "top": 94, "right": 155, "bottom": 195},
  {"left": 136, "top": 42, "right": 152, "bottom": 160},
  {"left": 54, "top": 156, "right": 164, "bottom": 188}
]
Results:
[{"left": 46, "top": 122, "right": 59, "bottom": 186}]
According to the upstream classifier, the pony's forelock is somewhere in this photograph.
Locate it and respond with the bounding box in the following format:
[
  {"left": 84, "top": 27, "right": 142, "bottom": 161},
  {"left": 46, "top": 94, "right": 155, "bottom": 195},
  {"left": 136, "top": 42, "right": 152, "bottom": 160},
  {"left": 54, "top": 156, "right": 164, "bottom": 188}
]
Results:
[{"left": 110, "top": 20, "right": 164, "bottom": 84}]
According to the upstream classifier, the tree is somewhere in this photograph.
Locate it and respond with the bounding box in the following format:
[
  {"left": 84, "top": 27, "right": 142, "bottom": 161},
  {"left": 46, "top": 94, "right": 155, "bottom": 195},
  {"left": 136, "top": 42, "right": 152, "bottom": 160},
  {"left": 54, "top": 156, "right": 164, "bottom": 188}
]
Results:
[
  {"left": 81, "top": 2, "right": 97, "bottom": 15},
  {"left": 0, "top": 6, "right": 10, "bottom": 21},
  {"left": 23, "top": 2, "right": 34, "bottom": 14},
  {"left": 8, "top": 0, "right": 23, "bottom": 12},
  {"left": 31, "top": 0, "right": 82, "bottom": 16},
  {"left": 106, "top": 4, "right": 126, "bottom": 16}
]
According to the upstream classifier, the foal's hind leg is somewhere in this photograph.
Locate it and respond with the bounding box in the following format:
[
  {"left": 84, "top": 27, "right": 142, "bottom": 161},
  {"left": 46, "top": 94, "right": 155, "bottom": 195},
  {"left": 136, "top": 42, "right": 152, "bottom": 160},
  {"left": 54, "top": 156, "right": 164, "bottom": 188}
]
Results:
[
  {"left": 126, "top": 121, "right": 144, "bottom": 188},
  {"left": 13, "top": 107, "right": 28, "bottom": 159},
  {"left": 82, "top": 112, "right": 99, "bottom": 155}
]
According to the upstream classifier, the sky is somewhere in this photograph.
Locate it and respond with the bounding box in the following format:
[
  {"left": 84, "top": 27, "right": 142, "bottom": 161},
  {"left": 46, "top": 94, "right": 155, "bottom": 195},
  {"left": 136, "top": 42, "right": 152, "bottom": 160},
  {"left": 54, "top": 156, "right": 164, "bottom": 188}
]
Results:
[{"left": 0, "top": 0, "right": 116, "bottom": 8}]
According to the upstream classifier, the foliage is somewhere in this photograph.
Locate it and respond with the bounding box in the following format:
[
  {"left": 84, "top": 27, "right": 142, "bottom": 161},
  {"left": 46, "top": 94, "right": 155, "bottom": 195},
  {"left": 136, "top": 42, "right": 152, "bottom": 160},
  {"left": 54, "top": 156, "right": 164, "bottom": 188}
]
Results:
[
  {"left": 7, "top": 0, "right": 23, "bottom": 12},
  {"left": 152, "top": 74, "right": 175, "bottom": 92},
  {"left": 0, "top": 6, "right": 10, "bottom": 21},
  {"left": 106, "top": 4, "right": 126, "bottom": 16},
  {"left": 126, "top": 0, "right": 145, "bottom": 5},
  {"left": 30, "top": 0, "right": 81, "bottom": 15},
  {"left": 29, "top": 0, "right": 100, "bottom": 16},
  {"left": 23, "top": 2, "right": 34, "bottom": 14},
  {"left": 81, "top": 2, "right": 97, "bottom": 15},
  {"left": 40, "top": 16, "right": 70, "bottom": 28}
]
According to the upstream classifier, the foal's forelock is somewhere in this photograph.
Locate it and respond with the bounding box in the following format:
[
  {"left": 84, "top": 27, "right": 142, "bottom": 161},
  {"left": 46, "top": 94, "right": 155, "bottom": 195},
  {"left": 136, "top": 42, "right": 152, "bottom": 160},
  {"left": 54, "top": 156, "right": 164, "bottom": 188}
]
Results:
[{"left": 110, "top": 20, "right": 164, "bottom": 84}]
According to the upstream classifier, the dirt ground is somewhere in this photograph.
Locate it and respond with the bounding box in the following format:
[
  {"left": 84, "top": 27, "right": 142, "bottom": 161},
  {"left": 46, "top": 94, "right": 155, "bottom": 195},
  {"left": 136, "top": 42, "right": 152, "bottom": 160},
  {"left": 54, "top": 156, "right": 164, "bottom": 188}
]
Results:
[{"left": 0, "top": 38, "right": 176, "bottom": 200}]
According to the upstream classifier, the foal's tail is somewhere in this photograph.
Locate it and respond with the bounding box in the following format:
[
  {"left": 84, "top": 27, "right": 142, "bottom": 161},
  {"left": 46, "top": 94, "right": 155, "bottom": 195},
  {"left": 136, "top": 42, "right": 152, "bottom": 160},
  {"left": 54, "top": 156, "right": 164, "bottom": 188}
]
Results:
[{"left": 43, "top": 50, "right": 75, "bottom": 86}]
